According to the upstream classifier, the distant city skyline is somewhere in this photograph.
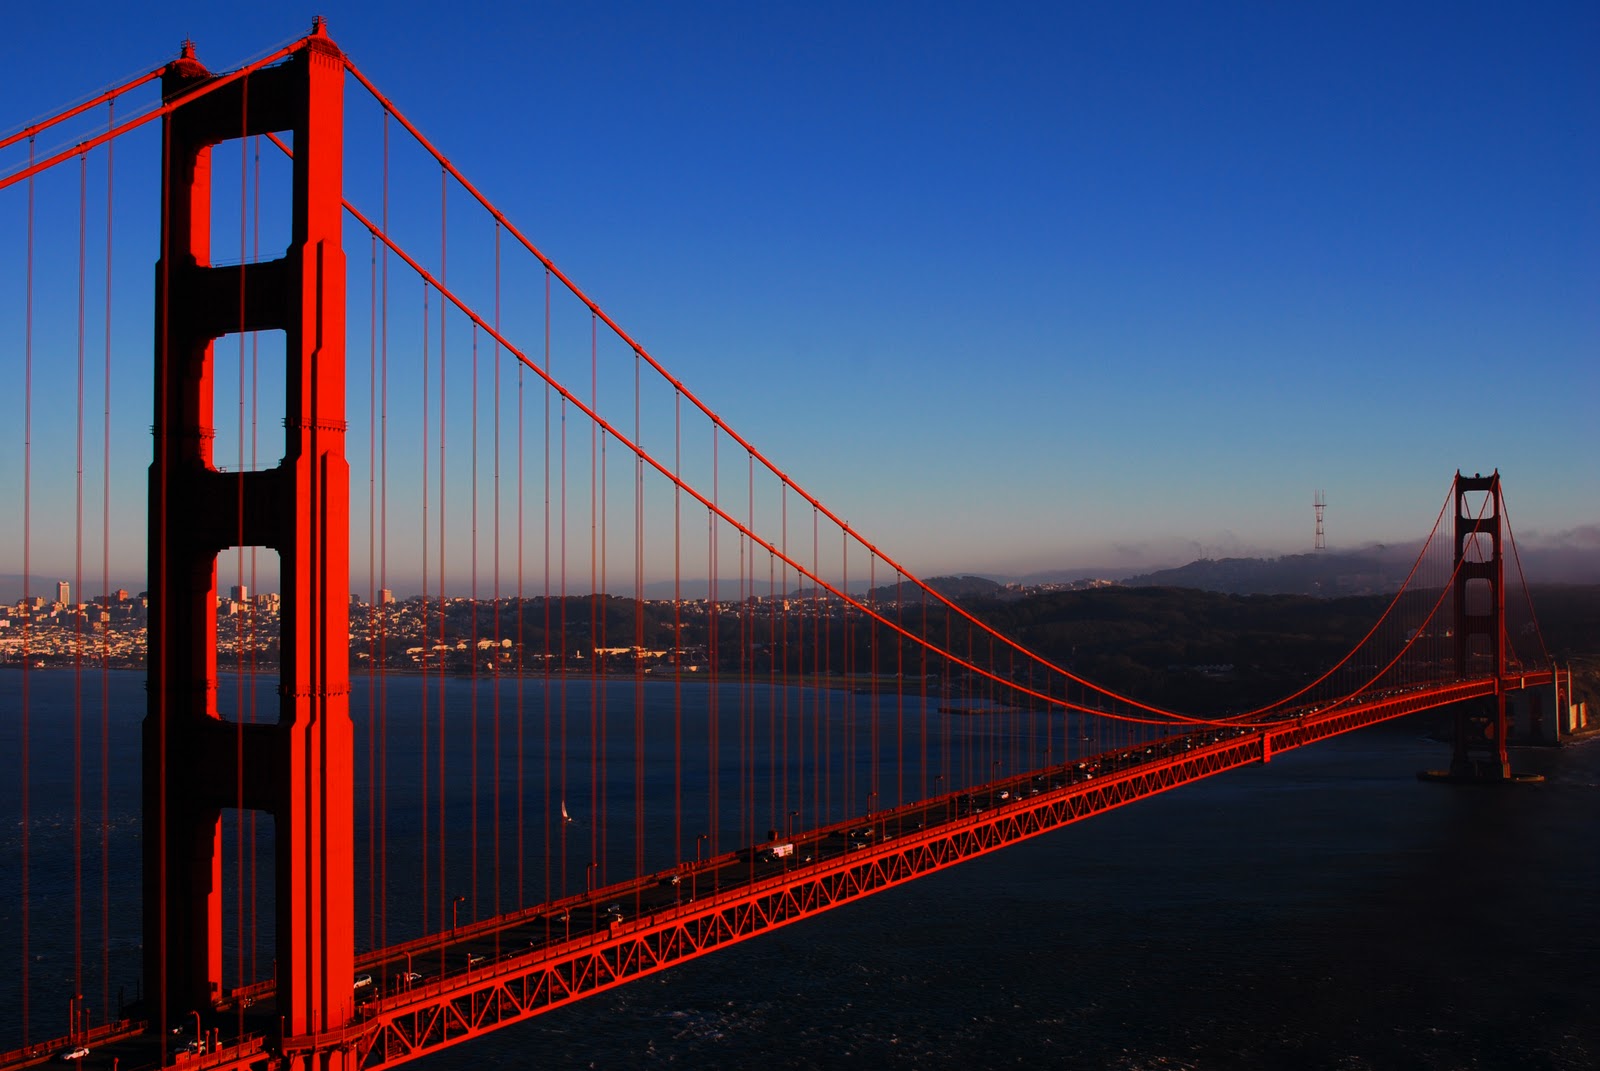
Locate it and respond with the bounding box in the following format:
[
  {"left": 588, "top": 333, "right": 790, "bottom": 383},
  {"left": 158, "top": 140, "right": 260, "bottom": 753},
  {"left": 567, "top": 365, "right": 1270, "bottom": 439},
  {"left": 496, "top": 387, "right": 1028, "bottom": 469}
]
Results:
[
  {"left": 4, "top": 519, "right": 1598, "bottom": 609},
  {"left": 2, "top": 3, "right": 1595, "bottom": 599}
]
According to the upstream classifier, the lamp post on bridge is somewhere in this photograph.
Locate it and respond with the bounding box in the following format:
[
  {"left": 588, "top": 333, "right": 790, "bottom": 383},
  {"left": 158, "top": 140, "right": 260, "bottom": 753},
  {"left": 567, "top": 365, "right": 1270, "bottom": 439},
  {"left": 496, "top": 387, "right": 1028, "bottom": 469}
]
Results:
[{"left": 451, "top": 895, "right": 465, "bottom": 932}]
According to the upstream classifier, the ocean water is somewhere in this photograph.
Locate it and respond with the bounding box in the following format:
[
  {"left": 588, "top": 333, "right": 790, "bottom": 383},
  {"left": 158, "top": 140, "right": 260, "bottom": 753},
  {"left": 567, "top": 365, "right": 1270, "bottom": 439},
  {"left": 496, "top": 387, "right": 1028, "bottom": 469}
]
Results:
[
  {"left": 2, "top": 670, "right": 1596, "bottom": 1069},
  {"left": 445, "top": 719, "right": 1599, "bottom": 1071}
]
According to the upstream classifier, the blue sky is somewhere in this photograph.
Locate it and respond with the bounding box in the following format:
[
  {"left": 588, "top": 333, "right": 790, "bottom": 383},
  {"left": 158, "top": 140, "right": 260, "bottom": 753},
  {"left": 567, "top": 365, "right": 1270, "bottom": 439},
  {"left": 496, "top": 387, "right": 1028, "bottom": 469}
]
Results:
[{"left": 2, "top": 2, "right": 1596, "bottom": 596}]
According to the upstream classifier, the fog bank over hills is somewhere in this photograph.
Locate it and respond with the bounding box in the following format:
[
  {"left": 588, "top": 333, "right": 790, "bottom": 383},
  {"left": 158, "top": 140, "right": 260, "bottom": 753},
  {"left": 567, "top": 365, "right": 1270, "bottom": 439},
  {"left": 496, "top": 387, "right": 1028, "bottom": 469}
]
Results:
[
  {"left": 1117, "top": 552, "right": 1412, "bottom": 597},
  {"left": 2, "top": 525, "right": 1592, "bottom": 604},
  {"left": 1508, "top": 523, "right": 1600, "bottom": 583},
  {"left": 1011, "top": 530, "right": 1600, "bottom": 597},
  {"left": 907, "top": 530, "right": 1598, "bottom": 600}
]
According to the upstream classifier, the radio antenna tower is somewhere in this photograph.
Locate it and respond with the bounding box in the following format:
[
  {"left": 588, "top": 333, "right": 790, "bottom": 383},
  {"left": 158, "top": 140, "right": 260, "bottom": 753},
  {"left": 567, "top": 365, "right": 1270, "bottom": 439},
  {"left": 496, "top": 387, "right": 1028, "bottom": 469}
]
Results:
[{"left": 1313, "top": 490, "right": 1327, "bottom": 551}]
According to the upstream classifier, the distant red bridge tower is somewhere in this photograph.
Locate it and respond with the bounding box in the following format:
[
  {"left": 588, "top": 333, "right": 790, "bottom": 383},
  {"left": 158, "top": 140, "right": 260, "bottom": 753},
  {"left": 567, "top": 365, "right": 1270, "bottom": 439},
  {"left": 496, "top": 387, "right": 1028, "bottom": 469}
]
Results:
[
  {"left": 144, "top": 17, "right": 353, "bottom": 1063},
  {"left": 1448, "top": 470, "right": 1510, "bottom": 780}
]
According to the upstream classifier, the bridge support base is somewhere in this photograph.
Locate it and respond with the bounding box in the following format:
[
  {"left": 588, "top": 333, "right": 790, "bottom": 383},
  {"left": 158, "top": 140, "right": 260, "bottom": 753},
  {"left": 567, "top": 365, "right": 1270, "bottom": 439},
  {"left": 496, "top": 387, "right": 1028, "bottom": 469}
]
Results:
[{"left": 1418, "top": 697, "right": 1542, "bottom": 783}]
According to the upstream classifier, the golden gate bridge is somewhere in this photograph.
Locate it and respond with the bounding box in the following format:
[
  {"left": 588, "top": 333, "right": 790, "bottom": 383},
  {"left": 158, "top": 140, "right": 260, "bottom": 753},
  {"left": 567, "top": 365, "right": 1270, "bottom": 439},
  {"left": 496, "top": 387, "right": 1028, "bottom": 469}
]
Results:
[{"left": 0, "top": 21, "right": 1569, "bottom": 1070}]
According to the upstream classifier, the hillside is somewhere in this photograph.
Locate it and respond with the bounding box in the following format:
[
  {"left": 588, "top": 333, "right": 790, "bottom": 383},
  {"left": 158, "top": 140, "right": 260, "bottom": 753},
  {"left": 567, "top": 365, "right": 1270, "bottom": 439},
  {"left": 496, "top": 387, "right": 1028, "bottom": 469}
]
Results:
[{"left": 1119, "top": 553, "right": 1407, "bottom": 596}]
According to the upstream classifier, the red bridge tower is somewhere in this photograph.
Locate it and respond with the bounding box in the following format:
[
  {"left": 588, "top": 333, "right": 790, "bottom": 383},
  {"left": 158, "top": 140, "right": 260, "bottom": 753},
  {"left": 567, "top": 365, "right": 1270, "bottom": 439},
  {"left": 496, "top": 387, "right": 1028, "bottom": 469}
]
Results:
[
  {"left": 144, "top": 19, "right": 353, "bottom": 1062},
  {"left": 1449, "top": 470, "right": 1510, "bottom": 779}
]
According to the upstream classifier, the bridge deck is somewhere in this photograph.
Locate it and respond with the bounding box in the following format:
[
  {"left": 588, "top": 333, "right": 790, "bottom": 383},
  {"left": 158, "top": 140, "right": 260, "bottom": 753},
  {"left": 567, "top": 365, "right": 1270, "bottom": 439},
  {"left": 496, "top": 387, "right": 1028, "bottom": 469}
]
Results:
[{"left": 113, "top": 675, "right": 1538, "bottom": 1071}]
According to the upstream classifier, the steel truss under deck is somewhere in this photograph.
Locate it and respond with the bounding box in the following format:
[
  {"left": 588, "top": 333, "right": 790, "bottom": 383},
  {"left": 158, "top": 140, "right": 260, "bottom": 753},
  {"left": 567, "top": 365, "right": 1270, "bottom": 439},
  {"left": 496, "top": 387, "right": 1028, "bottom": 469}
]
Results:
[{"left": 335, "top": 674, "right": 1537, "bottom": 1068}]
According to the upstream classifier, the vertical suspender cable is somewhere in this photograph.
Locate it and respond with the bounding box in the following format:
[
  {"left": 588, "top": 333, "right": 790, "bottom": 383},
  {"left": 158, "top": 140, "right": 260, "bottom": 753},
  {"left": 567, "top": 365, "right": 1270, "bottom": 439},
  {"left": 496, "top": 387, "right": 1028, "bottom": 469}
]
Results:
[
  {"left": 515, "top": 250, "right": 529, "bottom": 913},
  {"left": 767, "top": 471, "right": 777, "bottom": 835},
  {"left": 739, "top": 472, "right": 748, "bottom": 850},
  {"left": 420, "top": 278, "right": 430, "bottom": 934},
  {"left": 100, "top": 99, "right": 115, "bottom": 1019},
  {"left": 589, "top": 316, "right": 600, "bottom": 886},
  {"left": 634, "top": 351, "right": 645, "bottom": 888},
  {"left": 812, "top": 508, "right": 820, "bottom": 827},
  {"left": 378, "top": 110, "right": 390, "bottom": 956},
  {"left": 842, "top": 533, "right": 850, "bottom": 816},
  {"left": 21, "top": 134, "right": 35, "bottom": 1050},
  {"left": 558, "top": 308, "right": 568, "bottom": 898},
  {"left": 471, "top": 316, "right": 479, "bottom": 923},
  {"left": 895, "top": 570, "right": 904, "bottom": 810},
  {"left": 367, "top": 229, "right": 377, "bottom": 954},
  {"left": 780, "top": 485, "right": 789, "bottom": 845},
  {"left": 870, "top": 557, "right": 881, "bottom": 813},
  {"left": 920, "top": 583, "right": 929, "bottom": 802},
  {"left": 935, "top": 630, "right": 948, "bottom": 793},
  {"left": 872, "top": 555, "right": 885, "bottom": 817},
  {"left": 673, "top": 391, "right": 682, "bottom": 869},
  {"left": 599, "top": 411, "right": 608, "bottom": 884},
  {"left": 709, "top": 430, "right": 719, "bottom": 861},
  {"left": 512, "top": 243, "right": 526, "bottom": 912},
  {"left": 768, "top": 486, "right": 780, "bottom": 845},
  {"left": 492, "top": 223, "right": 502, "bottom": 929},
  {"left": 536, "top": 267, "right": 548, "bottom": 906},
  {"left": 358, "top": 224, "right": 373, "bottom": 949},
  {"left": 978, "top": 618, "right": 989, "bottom": 778},
  {"left": 795, "top": 493, "right": 807, "bottom": 831},
  {"left": 74, "top": 150, "right": 87, "bottom": 1012},
  {"left": 747, "top": 455, "right": 755, "bottom": 847},
  {"left": 967, "top": 616, "right": 976, "bottom": 785},
  {"left": 515, "top": 247, "right": 528, "bottom": 911},
  {"left": 437, "top": 168, "right": 449, "bottom": 944},
  {"left": 821, "top": 514, "right": 831, "bottom": 820}
]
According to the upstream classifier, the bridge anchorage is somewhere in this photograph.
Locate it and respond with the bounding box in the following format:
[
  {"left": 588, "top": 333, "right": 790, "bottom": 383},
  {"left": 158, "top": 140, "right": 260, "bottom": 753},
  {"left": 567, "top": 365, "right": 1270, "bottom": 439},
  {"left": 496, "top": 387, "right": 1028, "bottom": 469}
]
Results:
[{"left": 1416, "top": 471, "right": 1545, "bottom": 786}]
